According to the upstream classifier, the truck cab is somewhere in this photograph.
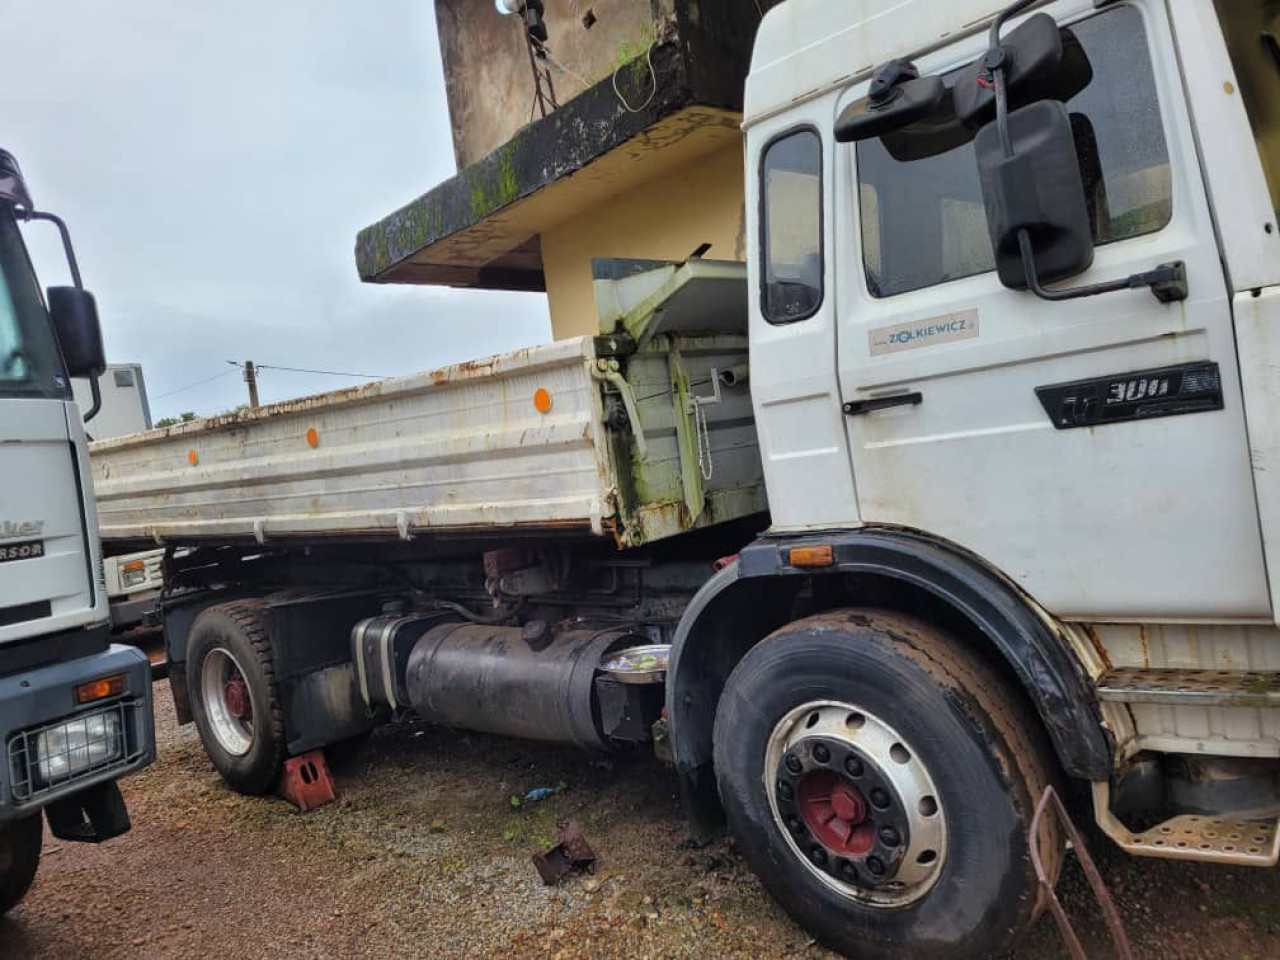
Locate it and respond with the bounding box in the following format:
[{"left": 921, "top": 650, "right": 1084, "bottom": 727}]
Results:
[
  {"left": 685, "top": 0, "right": 1280, "bottom": 953},
  {"left": 0, "top": 150, "right": 154, "bottom": 916}
]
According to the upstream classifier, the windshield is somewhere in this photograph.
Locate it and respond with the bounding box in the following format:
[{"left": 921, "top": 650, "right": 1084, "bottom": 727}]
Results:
[{"left": 0, "top": 205, "right": 69, "bottom": 400}]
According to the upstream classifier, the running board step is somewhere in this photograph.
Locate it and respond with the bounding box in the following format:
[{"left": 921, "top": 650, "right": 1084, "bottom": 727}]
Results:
[
  {"left": 1092, "top": 783, "right": 1280, "bottom": 867},
  {"left": 1095, "top": 668, "right": 1280, "bottom": 707}
]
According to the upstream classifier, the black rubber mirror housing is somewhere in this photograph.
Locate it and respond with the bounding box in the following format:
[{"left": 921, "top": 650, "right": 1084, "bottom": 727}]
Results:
[{"left": 974, "top": 99, "right": 1094, "bottom": 289}]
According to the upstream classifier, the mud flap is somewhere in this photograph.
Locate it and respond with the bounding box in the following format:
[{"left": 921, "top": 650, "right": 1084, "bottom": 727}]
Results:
[{"left": 45, "top": 780, "right": 132, "bottom": 843}]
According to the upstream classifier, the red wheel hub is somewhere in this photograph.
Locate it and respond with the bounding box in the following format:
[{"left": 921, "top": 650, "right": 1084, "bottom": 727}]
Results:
[
  {"left": 798, "top": 771, "right": 874, "bottom": 856},
  {"left": 224, "top": 675, "right": 251, "bottom": 720}
]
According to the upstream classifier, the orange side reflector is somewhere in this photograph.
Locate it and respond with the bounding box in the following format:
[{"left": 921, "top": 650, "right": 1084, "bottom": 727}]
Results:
[
  {"left": 306, "top": 427, "right": 320, "bottom": 448},
  {"left": 76, "top": 674, "right": 126, "bottom": 704},
  {"left": 534, "top": 388, "right": 553, "bottom": 414},
  {"left": 188, "top": 450, "right": 199, "bottom": 466},
  {"left": 789, "top": 545, "right": 834, "bottom": 568},
  {"left": 122, "top": 559, "right": 146, "bottom": 572}
]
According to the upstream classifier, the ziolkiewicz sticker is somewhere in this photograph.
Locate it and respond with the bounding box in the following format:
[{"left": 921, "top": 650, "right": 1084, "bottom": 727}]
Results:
[{"left": 868, "top": 309, "right": 979, "bottom": 356}]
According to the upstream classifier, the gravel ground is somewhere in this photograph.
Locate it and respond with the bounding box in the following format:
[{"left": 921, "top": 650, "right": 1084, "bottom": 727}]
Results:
[{"left": 3, "top": 680, "right": 1279, "bottom": 959}]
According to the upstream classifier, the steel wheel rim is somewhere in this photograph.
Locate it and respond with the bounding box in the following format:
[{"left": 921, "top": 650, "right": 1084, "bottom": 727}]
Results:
[
  {"left": 201, "top": 647, "right": 255, "bottom": 757},
  {"left": 764, "top": 700, "right": 947, "bottom": 908}
]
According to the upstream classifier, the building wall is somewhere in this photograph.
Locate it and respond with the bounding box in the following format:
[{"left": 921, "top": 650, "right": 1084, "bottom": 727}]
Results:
[
  {"left": 73, "top": 364, "right": 152, "bottom": 439},
  {"left": 540, "top": 141, "right": 745, "bottom": 339},
  {"left": 435, "top": 0, "right": 676, "bottom": 170}
]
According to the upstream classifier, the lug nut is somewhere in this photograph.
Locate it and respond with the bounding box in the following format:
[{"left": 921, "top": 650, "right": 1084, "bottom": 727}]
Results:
[
  {"left": 845, "top": 756, "right": 863, "bottom": 777},
  {"left": 879, "top": 826, "right": 900, "bottom": 847},
  {"left": 870, "top": 787, "right": 890, "bottom": 809},
  {"left": 839, "top": 861, "right": 859, "bottom": 883},
  {"left": 810, "top": 846, "right": 828, "bottom": 866},
  {"left": 778, "top": 780, "right": 794, "bottom": 801},
  {"left": 812, "top": 743, "right": 830, "bottom": 764},
  {"left": 866, "top": 855, "right": 885, "bottom": 877},
  {"left": 787, "top": 816, "right": 803, "bottom": 834},
  {"left": 785, "top": 754, "right": 803, "bottom": 774}
]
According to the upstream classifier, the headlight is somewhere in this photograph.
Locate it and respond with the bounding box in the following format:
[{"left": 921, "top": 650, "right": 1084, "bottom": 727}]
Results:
[{"left": 35, "top": 710, "right": 123, "bottom": 784}]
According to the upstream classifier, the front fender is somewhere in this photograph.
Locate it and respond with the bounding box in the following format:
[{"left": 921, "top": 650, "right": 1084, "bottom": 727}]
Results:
[{"left": 667, "top": 528, "right": 1112, "bottom": 836}]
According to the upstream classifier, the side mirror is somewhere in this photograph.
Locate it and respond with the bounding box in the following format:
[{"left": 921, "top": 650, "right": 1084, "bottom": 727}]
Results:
[
  {"left": 48, "top": 286, "right": 105, "bottom": 379},
  {"left": 835, "top": 60, "right": 945, "bottom": 143},
  {"left": 971, "top": 0, "right": 1187, "bottom": 303},
  {"left": 974, "top": 100, "right": 1093, "bottom": 289},
  {"left": 953, "top": 15, "right": 1092, "bottom": 127}
]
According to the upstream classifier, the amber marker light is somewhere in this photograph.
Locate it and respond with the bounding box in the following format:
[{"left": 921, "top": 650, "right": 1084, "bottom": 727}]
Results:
[
  {"left": 789, "top": 545, "right": 834, "bottom": 568},
  {"left": 76, "top": 674, "right": 126, "bottom": 704},
  {"left": 534, "top": 388, "right": 553, "bottom": 414}
]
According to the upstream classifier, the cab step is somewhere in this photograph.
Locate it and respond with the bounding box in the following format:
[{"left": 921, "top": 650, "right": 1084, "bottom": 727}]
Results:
[
  {"left": 1095, "top": 667, "right": 1280, "bottom": 707},
  {"left": 1091, "top": 783, "right": 1280, "bottom": 866}
]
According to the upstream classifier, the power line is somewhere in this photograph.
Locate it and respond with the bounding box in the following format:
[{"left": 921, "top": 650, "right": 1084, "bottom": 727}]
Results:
[
  {"left": 152, "top": 370, "right": 235, "bottom": 401},
  {"left": 251, "top": 363, "right": 390, "bottom": 381}
]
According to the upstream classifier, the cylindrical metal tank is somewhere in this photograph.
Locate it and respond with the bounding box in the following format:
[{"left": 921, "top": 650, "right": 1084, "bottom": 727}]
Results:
[{"left": 404, "top": 622, "right": 636, "bottom": 750}]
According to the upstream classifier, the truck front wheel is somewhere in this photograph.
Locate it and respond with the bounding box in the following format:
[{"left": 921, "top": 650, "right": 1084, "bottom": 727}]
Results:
[
  {"left": 0, "top": 813, "right": 42, "bottom": 915},
  {"left": 187, "top": 600, "right": 286, "bottom": 795},
  {"left": 712, "top": 609, "right": 1058, "bottom": 960}
]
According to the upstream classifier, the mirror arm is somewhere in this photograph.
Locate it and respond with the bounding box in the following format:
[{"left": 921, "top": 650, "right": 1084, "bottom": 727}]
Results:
[
  {"left": 1017, "top": 230, "right": 1188, "bottom": 303},
  {"left": 25, "top": 210, "right": 84, "bottom": 290},
  {"left": 988, "top": 0, "right": 1041, "bottom": 49},
  {"left": 82, "top": 374, "right": 102, "bottom": 424}
]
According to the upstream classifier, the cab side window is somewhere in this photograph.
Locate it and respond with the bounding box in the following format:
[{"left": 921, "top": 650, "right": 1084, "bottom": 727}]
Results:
[
  {"left": 761, "top": 129, "right": 824, "bottom": 323},
  {"left": 858, "top": 5, "right": 1173, "bottom": 298}
]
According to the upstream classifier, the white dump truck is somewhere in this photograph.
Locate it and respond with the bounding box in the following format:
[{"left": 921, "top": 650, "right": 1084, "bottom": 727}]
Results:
[
  {"left": 0, "top": 151, "right": 155, "bottom": 916},
  {"left": 72, "top": 364, "right": 165, "bottom": 632},
  {"left": 89, "top": 1, "right": 1280, "bottom": 956}
]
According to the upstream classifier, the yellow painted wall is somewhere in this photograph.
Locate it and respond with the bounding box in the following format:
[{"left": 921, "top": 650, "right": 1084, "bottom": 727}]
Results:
[{"left": 540, "top": 142, "right": 746, "bottom": 340}]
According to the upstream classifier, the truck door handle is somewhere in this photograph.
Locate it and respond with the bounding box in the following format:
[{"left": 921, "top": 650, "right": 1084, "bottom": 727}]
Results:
[{"left": 843, "top": 392, "right": 923, "bottom": 416}]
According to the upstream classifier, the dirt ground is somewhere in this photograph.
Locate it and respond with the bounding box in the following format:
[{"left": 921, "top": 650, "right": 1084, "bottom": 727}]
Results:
[{"left": 3, "top": 679, "right": 1279, "bottom": 960}]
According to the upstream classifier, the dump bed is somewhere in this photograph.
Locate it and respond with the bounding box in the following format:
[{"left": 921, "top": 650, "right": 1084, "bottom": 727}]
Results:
[{"left": 91, "top": 261, "right": 765, "bottom": 551}]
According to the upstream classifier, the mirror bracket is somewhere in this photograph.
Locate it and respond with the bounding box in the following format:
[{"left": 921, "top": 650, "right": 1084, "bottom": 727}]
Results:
[{"left": 1017, "top": 227, "right": 1187, "bottom": 303}]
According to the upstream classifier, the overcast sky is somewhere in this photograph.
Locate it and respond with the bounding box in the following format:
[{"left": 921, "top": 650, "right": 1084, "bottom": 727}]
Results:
[{"left": 0, "top": 0, "right": 550, "bottom": 423}]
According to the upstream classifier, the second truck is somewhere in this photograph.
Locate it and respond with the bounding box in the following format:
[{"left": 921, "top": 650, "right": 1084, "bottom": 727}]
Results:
[
  {"left": 87, "top": 0, "right": 1280, "bottom": 956},
  {"left": 0, "top": 151, "right": 154, "bottom": 915}
]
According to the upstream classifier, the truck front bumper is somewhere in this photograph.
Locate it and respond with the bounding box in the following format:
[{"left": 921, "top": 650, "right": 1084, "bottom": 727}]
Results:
[{"left": 0, "top": 643, "right": 155, "bottom": 822}]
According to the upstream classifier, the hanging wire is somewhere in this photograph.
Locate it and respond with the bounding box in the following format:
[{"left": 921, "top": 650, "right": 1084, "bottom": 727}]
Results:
[
  {"left": 530, "top": 36, "right": 659, "bottom": 114},
  {"left": 152, "top": 369, "right": 235, "bottom": 401}
]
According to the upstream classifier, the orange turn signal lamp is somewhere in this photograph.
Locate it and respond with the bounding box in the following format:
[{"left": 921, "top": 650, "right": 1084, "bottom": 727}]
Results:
[
  {"left": 788, "top": 544, "right": 834, "bottom": 568},
  {"left": 76, "top": 674, "right": 126, "bottom": 704}
]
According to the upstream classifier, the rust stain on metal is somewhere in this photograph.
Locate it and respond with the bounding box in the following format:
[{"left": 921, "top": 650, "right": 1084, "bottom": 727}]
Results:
[{"left": 1079, "top": 624, "right": 1114, "bottom": 671}]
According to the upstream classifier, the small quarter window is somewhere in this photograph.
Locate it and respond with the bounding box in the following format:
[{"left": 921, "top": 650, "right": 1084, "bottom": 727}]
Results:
[
  {"left": 858, "top": 5, "right": 1173, "bottom": 298},
  {"left": 761, "top": 129, "right": 823, "bottom": 323}
]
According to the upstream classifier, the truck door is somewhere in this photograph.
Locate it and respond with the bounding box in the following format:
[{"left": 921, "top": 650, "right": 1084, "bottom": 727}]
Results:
[
  {"left": 834, "top": 0, "right": 1269, "bottom": 620},
  {"left": 0, "top": 207, "right": 102, "bottom": 644}
]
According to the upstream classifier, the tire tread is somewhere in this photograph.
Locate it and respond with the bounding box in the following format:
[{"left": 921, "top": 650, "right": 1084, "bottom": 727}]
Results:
[{"left": 189, "top": 599, "right": 286, "bottom": 795}]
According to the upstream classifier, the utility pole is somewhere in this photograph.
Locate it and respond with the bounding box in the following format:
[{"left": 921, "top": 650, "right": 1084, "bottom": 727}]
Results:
[{"left": 242, "top": 360, "right": 260, "bottom": 408}]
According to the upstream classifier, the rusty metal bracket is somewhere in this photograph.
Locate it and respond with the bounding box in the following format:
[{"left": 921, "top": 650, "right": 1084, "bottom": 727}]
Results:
[
  {"left": 532, "top": 820, "right": 597, "bottom": 885},
  {"left": 1029, "top": 784, "right": 1133, "bottom": 960}
]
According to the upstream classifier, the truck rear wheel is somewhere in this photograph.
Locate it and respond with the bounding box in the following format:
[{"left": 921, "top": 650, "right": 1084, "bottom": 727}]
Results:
[
  {"left": 712, "top": 609, "right": 1058, "bottom": 960},
  {"left": 0, "top": 813, "right": 42, "bottom": 915},
  {"left": 187, "top": 600, "right": 286, "bottom": 795}
]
